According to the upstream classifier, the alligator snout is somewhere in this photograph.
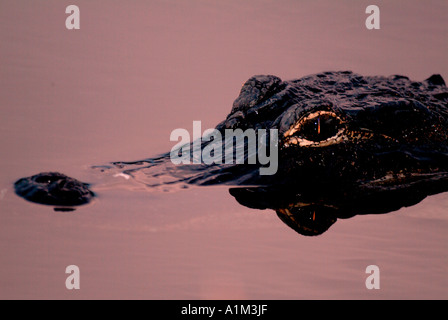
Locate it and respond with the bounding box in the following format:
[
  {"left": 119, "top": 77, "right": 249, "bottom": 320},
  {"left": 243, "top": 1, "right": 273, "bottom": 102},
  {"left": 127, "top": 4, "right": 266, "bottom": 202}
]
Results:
[{"left": 14, "top": 172, "right": 94, "bottom": 207}]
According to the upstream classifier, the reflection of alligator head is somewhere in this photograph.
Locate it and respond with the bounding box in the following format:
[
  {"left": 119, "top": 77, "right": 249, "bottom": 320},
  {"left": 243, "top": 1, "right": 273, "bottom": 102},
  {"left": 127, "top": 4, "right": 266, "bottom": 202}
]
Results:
[
  {"left": 15, "top": 71, "right": 448, "bottom": 234},
  {"left": 229, "top": 178, "right": 448, "bottom": 236}
]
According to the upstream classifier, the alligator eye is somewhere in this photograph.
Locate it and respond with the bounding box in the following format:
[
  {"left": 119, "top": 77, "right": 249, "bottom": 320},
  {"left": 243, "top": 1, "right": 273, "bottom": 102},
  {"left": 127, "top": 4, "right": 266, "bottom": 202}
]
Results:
[{"left": 284, "top": 111, "right": 345, "bottom": 147}]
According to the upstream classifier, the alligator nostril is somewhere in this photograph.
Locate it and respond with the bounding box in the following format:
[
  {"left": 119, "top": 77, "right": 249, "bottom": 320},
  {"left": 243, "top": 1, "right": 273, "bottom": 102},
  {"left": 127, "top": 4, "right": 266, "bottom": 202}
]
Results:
[
  {"left": 34, "top": 176, "right": 60, "bottom": 184},
  {"left": 14, "top": 172, "right": 94, "bottom": 206}
]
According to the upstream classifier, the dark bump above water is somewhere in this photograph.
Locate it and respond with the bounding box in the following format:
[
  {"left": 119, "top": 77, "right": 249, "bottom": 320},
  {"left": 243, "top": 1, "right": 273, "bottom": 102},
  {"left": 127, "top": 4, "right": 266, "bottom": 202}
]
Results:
[{"left": 14, "top": 172, "right": 94, "bottom": 206}]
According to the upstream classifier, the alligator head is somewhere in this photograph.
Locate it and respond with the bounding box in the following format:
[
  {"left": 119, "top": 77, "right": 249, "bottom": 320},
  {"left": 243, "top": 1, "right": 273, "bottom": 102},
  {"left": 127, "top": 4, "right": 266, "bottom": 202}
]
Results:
[
  {"left": 219, "top": 71, "right": 448, "bottom": 235},
  {"left": 14, "top": 71, "right": 448, "bottom": 235},
  {"left": 216, "top": 71, "right": 448, "bottom": 187}
]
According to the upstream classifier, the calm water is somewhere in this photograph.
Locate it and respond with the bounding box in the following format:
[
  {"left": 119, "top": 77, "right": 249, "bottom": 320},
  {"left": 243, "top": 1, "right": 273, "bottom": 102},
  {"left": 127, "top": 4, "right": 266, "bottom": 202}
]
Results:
[{"left": 0, "top": 0, "right": 447, "bottom": 299}]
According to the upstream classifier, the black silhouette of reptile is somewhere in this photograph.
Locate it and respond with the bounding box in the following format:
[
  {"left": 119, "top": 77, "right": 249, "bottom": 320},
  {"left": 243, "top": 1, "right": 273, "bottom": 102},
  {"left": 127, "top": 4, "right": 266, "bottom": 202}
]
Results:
[{"left": 14, "top": 71, "right": 448, "bottom": 235}]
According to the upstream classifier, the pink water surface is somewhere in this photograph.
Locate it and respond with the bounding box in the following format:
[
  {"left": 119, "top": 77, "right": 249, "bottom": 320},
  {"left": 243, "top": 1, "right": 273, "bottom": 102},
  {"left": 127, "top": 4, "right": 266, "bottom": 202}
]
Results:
[{"left": 0, "top": 0, "right": 447, "bottom": 299}]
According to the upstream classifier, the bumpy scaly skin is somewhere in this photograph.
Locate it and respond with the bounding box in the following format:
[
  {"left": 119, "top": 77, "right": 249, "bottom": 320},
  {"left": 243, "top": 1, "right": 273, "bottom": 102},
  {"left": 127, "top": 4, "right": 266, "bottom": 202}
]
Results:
[
  {"left": 14, "top": 71, "right": 448, "bottom": 211},
  {"left": 218, "top": 71, "right": 448, "bottom": 133}
]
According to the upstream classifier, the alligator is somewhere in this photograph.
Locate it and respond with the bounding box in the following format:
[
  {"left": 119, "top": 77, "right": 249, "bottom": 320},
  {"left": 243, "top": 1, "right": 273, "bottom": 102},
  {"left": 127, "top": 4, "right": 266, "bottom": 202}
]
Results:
[{"left": 14, "top": 71, "right": 448, "bottom": 235}]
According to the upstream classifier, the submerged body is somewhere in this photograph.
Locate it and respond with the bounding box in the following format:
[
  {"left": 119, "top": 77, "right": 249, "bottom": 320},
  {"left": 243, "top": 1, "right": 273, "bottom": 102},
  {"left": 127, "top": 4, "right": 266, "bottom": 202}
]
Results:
[{"left": 14, "top": 71, "right": 448, "bottom": 234}]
